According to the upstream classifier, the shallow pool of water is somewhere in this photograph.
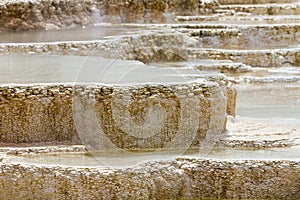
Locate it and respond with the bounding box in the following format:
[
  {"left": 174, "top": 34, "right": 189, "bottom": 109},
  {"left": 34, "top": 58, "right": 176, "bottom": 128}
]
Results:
[
  {"left": 0, "top": 25, "right": 148, "bottom": 43},
  {"left": 236, "top": 83, "right": 300, "bottom": 119},
  {"left": 0, "top": 55, "right": 206, "bottom": 84},
  {"left": 6, "top": 145, "right": 300, "bottom": 168}
]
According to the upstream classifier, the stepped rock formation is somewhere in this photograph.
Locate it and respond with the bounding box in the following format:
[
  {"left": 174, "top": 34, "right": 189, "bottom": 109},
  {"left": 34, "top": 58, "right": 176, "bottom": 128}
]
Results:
[{"left": 0, "top": 0, "right": 299, "bottom": 199}]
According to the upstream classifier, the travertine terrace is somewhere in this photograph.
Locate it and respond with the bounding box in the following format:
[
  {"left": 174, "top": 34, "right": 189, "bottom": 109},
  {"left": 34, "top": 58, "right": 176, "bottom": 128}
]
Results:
[{"left": 0, "top": 0, "right": 299, "bottom": 199}]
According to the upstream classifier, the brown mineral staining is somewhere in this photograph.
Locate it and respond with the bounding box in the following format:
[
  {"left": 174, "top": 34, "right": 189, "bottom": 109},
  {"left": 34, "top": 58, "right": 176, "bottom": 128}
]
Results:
[
  {"left": 0, "top": 85, "right": 76, "bottom": 143},
  {"left": 225, "top": 86, "right": 236, "bottom": 117},
  {"left": 0, "top": 157, "right": 298, "bottom": 199},
  {"left": 0, "top": 0, "right": 299, "bottom": 199},
  {"left": 0, "top": 82, "right": 232, "bottom": 146},
  {"left": 1, "top": 0, "right": 299, "bottom": 32},
  {"left": 0, "top": 0, "right": 219, "bottom": 31}
]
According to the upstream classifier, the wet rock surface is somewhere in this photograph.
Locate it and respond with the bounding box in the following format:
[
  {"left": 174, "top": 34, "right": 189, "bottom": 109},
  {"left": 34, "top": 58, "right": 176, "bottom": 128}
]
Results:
[
  {"left": 0, "top": 0, "right": 218, "bottom": 31},
  {"left": 0, "top": 55, "right": 232, "bottom": 146},
  {"left": 1, "top": 0, "right": 300, "bottom": 32},
  {"left": 0, "top": 85, "right": 76, "bottom": 143},
  {"left": 0, "top": 0, "right": 299, "bottom": 199},
  {"left": 0, "top": 156, "right": 298, "bottom": 199}
]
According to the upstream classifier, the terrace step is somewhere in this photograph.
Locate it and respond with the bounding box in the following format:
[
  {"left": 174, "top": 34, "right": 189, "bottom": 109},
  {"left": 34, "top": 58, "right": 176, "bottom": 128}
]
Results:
[
  {"left": 175, "top": 14, "right": 228, "bottom": 22},
  {"left": 0, "top": 0, "right": 299, "bottom": 199},
  {"left": 176, "top": 14, "right": 300, "bottom": 23},
  {"left": 0, "top": 55, "right": 233, "bottom": 147},
  {"left": 153, "top": 60, "right": 253, "bottom": 73},
  {"left": 187, "top": 47, "right": 300, "bottom": 67},
  {"left": 176, "top": 28, "right": 241, "bottom": 37},
  {"left": 0, "top": 153, "right": 298, "bottom": 199},
  {"left": 219, "top": 0, "right": 299, "bottom": 5},
  {"left": 218, "top": 3, "right": 300, "bottom": 15}
]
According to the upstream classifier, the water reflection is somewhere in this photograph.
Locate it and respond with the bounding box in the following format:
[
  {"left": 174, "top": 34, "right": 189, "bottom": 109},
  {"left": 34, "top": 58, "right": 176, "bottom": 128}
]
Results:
[
  {"left": 0, "top": 55, "right": 201, "bottom": 84},
  {"left": 7, "top": 145, "right": 300, "bottom": 168},
  {"left": 0, "top": 25, "right": 145, "bottom": 43}
]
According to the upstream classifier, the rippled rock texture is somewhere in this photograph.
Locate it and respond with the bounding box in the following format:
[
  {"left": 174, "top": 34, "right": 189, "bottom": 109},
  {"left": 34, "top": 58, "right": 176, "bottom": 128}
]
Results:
[
  {"left": 0, "top": 30, "right": 197, "bottom": 63},
  {"left": 0, "top": 158, "right": 298, "bottom": 200},
  {"left": 0, "top": 80, "right": 233, "bottom": 145},
  {"left": 2, "top": 0, "right": 300, "bottom": 32},
  {"left": 0, "top": 0, "right": 299, "bottom": 199},
  {"left": 0, "top": 0, "right": 218, "bottom": 31}
]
